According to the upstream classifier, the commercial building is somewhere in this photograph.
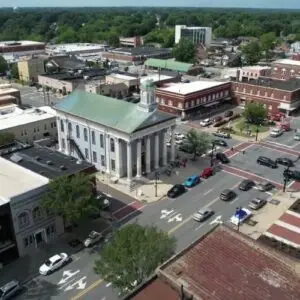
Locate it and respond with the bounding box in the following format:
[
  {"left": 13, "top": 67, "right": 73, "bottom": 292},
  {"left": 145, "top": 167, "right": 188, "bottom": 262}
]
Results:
[
  {"left": 156, "top": 80, "right": 231, "bottom": 119},
  {"left": 0, "top": 144, "right": 95, "bottom": 263},
  {"left": 119, "top": 36, "right": 143, "bottom": 48},
  {"left": 271, "top": 59, "right": 300, "bottom": 80},
  {"left": 45, "top": 55, "right": 86, "bottom": 73},
  {"left": 232, "top": 76, "right": 300, "bottom": 114},
  {"left": 0, "top": 84, "right": 21, "bottom": 105},
  {"left": 53, "top": 80, "right": 176, "bottom": 184},
  {"left": 128, "top": 225, "right": 300, "bottom": 300},
  {"left": 0, "top": 105, "right": 57, "bottom": 144},
  {"left": 17, "top": 57, "right": 45, "bottom": 83},
  {"left": 175, "top": 25, "right": 212, "bottom": 46},
  {"left": 105, "top": 73, "right": 139, "bottom": 89},
  {"left": 144, "top": 58, "right": 194, "bottom": 74},
  {"left": 85, "top": 81, "right": 129, "bottom": 98},
  {"left": 46, "top": 43, "right": 108, "bottom": 56},
  {"left": 102, "top": 47, "right": 172, "bottom": 64},
  {"left": 237, "top": 66, "right": 271, "bottom": 81}
]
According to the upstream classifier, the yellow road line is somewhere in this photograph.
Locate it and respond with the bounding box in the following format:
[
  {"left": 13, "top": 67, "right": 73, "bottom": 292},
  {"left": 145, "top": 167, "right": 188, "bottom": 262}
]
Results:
[{"left": 70, "top": 278, "right": 104, "bottom": 300}]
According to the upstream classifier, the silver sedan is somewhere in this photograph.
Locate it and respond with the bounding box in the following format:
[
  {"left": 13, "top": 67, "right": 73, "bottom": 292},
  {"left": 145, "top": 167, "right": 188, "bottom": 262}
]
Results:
[{"left": 193, "top": 209, "right": 214, "bottom": 222}]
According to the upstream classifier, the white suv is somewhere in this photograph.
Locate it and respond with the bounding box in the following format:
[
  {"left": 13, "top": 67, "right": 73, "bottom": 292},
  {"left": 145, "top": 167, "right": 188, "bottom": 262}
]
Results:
[{"left": 200, "top": 118, "right": 212, "bottom": 127}]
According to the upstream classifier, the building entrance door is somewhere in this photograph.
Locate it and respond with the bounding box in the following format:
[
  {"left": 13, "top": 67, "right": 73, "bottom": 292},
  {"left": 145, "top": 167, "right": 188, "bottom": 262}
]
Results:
[
  {"left": 141, "top": 152, "right": 146, "bottom": 173},
  {"left": 34, "top": 229, "right": 46, "bottom": 248}
]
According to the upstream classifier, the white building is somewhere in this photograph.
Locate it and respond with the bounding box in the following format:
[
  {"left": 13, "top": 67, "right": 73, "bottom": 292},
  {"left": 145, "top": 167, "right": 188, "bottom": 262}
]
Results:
[
  {"left": 0, "top": 105, "right": 57, "bottom": 144},
  {"left": 175, "top": 25, "right": 212, "bottom": 47},
  {"left": 46, "top": 43, "right": 108, "bottom": 56},
  {"left": 54, "top": 80, "right": 177, "bottom": 185}
]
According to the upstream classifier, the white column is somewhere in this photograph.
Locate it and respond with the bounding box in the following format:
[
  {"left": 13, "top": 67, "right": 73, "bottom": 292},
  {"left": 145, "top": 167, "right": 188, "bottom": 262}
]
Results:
[
  {"left": 155, "top": 133, "right": 159, "bottom": 169},
  {"left": 136, "top": 139, "right": 142, "bottom": 178},
  {"left": 146, "top": 136, "right": 151, "bottom": 174},
  {"left": 171, "top": 126, "right": 176, "bottom": 161},
  {"left": 115, "top": 138, "right": 121, "bottom": 178},
  {"left": 65, "top": 120, "right": 70, "bottom": 155},
  {"left": 163, "top": 130, "right": 168, "bottom": 166},
  {"left": 105, "top": 135, "right": 110, "bottom": 174},
  {"left": 57, "top": 119, "right": 62, "bottom": 152},
  {"left": 127, "top": 142, "right": 132, "bottom": 181}
]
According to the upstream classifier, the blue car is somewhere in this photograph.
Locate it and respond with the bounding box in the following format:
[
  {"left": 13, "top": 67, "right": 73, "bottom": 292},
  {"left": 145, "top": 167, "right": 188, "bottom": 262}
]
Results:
[{"left": 184, "top": 175, "right": 200, "bottom": 187}]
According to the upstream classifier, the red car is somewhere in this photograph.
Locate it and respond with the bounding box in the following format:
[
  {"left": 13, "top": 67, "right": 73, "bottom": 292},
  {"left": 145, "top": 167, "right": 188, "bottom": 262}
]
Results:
[{"left": 201, "top": 167, "right": 214, "bottom": 178}]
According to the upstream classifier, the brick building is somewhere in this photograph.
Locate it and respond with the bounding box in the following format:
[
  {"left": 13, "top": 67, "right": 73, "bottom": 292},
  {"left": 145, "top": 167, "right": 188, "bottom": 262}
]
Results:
[
  {"left": 156, "top": 80, "right": 231, "bottom": 119},
  {"left": 232, "top": 77, "right": 300, "bottom": 114},
  {"left": 271, "top": 59, "right": 300, "bottom": 80}
]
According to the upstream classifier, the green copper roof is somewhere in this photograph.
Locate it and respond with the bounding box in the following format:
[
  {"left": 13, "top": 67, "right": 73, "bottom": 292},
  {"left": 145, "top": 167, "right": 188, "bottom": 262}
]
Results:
[
  {"left": 144, "top": 58, "right": 193, "bottom": 73},
  {"left": 54, "top": 91, "right": 175, "bottom": 134}
]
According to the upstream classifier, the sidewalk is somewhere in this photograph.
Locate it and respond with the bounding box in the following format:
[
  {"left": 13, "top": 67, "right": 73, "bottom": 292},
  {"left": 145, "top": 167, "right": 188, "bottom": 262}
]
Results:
[{"left": 0, "top": 219, "right": 110, "bottom": 286}]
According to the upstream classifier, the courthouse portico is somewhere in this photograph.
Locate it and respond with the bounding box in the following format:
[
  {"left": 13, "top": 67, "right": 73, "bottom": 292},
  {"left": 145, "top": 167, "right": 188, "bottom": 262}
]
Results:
[{"left": 54, "top": 80, "right": 177, "bottom": 184}]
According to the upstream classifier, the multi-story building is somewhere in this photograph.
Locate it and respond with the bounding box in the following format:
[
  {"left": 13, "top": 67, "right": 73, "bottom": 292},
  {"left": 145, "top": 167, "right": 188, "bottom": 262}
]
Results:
[
  {"left": 175, "top": 25, "right": 212, "bottom": 47},
  {"left": 0, "top": 84, "right": 21, "bottom": 105},
  {"left": 119, "top": 36, "right": 143, "bottom": 48},
  {"left": 271, "top": 59, "right": 300, "bottom": 80},
  {"left": 156, "top": 81, "right": 231, "bottom": 119},
  {"left": 54, "top": 80, "right": 176, "bottom": 184},
  {"left": 237, "top": 66, "right": 271, "bottom": 81},
  {"left": 17, "top": 57, "right": 45, "bottom": 83},
  {"left": 0, "top": 105, "right": 57, "bottom": 144},
  {"left": 46, "top": 43, "right": 108, "bottom": 56}
]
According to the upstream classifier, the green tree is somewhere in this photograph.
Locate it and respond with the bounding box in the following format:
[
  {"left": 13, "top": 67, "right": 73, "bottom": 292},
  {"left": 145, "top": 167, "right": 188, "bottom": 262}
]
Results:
[
  {"left": 0, "top": 132, "right": 15, "bottom": 146},
  {"left": 0, "top": 56, "right": 7, "bottom": 74},
  {"left": 94, "top": 223, "right": 176, "bottom": 295},
  {"left": 172, "top": 38, "right": 195, "bottom": 63},
  {"left": 243, "top": 102, "right": 267, "bottom": 125},
  {"left": 260, "top": 32, "right": 277, "bottom": 58},
  {"left": 10, "top": 63, "right": 19, "bottom": 79},
  {"left": 185, "top": 129, "right": 211, "bottom": 160},
  {"left": 43, "top": 173, "right": 98, "bottom": 227},
  {"left": 241, "top": 41, "right": 262, "bottom": 65},
  {"left": 107, "top": 32, "right": 120, "bottom": 47}
]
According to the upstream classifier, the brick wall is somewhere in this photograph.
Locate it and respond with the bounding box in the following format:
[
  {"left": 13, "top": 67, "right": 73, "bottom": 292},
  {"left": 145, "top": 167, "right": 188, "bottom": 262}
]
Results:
[{"left": 271, "top": 64, "right": 300, "bottom": 80}]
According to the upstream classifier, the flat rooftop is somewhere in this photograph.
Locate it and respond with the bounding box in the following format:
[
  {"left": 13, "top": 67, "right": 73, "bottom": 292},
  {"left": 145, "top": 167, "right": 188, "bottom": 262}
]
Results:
[
  {"left": 0, "top": 40, "right": 45, "bottom": 47},
  {"left": 140, "top": 74, "right": 173, "bottom": 83},
  {"left": 108, "top": 46, "right": 171, "bottom": 56},
  {"left": 274, "top": 59, "right": 300, "bottom": 66},
  {"left": 0, "top": 106, "right": 56, "bottom": 131},
  {"left": 241, "top": 65, "right": 271, "bottom": 71},
  {"left": 0, "top": 88, "right": 19, "bottom": 95},
  {"left": 46, "top": 43, "right": 107, "bottom": 53},
  {"left": 1, "top": 145, "right": 95, "bottom": 179},
  {"left": 106, "top": 73, "right": 137, "bottom": 81},
  {"left": 157, "top": 80, "right": 229, "bottom": 95},
  {"left": 0, "top": 156, "right": 48, "bottom": 204}
]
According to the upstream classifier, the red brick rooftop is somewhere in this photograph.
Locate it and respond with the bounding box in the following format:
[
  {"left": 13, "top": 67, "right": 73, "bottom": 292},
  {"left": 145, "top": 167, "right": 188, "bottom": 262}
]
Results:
[{"left": 155, "top": 225, "right": 300, "bottom": 300}]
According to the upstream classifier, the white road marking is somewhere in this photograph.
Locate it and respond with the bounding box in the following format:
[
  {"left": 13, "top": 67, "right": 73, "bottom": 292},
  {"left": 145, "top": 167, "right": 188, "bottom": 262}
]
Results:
[
  {"left": 203, "top": 188, "right": 213, "bottom": 195},
  {"left": 195, "top": 222, "right": 206, "bottom": 231},
  {"left": 65, "top": 276, "right": 87, "bottom": 291},
  {"left": 265, "top": 191, "right": 273, "bottom": 196},
  {"left": 58, "top": 270, "right": 80, "bottom": 285},
  {"left": 287, "top": 180, "right": 295, "bottom": 188},
  {"left": 105, "top": 282, "right": 112, "bottom": 288},
  {"left": 230, "top": 197, "right": 239, "bottom": 204},
  {"left": 167, "top": 214, "right": 183, "bottom": 223},
  {"left": 227, "top": 143, "right": 255, "bottom": 159},
  {"left": 209, "top": 215, "right": 223, "bottom": 225},
  {"left": 117, "top": 205, "right": 145, "bottom": 223},
  {"left": 160, "top": 209, "right": 175, "bottom": 219}
]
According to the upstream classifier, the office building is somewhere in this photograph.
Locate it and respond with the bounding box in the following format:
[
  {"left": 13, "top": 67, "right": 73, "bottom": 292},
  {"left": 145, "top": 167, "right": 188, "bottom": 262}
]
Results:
[
  {"left": 175, "top": 25, "right": 212, "bottom": 46},
  {"left": 17, "top": 57, "right": 45, "bottom": 83}
]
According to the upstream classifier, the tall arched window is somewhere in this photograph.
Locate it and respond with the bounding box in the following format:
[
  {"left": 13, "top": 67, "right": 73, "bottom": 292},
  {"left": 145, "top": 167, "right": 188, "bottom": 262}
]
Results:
[
  {"left": 84, "top": 128, "right": 88, "bottom": 142},
  {"left": 18, "top": 212, "right": 30, "bottom": 228},
  {"left": 32, "top": 206, "right": 42, "bottom": 221}
]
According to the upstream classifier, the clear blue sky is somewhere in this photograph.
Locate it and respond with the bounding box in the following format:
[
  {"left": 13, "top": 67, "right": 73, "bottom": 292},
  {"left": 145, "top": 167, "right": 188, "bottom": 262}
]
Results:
[{"left": 7, "top": 0, "right": 300, "bottom": 9}]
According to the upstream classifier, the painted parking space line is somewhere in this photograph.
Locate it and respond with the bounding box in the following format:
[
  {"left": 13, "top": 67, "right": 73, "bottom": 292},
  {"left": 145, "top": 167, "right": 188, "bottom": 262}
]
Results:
[
  {"left": 195, "top": 222, "right": 206, "bottom": 231},
  {"left": 203, "top": 188, "right": 213, "bottom": 195},
  {"left": 230, "top": 197, "right": 239, "bottom": 204}
]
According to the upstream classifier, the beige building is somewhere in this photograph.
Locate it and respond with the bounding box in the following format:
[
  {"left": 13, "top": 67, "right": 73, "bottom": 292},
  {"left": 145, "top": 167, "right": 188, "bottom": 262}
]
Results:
[
  {"left": 85, "top": 82, "right": 129, "bottom": 98},
  {"left": 18, "top": 57, "right": 45, "bottom": 83},
  {"left": 105, "top": 73, "right": 138, "bottom": 89},
  {"left": 0, "top": 84, "right": 21, "bottom": 104},
  {"left": 0, "top": 105, "right": 57, "bottom": 144},
  {"left": 38, "top": 74, "right": 74, "bottom": 94}
]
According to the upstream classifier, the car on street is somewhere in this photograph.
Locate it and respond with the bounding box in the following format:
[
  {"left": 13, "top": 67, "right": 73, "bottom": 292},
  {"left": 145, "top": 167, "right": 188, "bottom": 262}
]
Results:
[
  {"left": 213, "top": 131, "right": 231, "bottom": 138},
  {"left": 96, "top": 193, "right": 111, "bottom": 210},
  {"left": 213, "top": 116, "right": 223, "bottom": 123},
  {"left": 184, "top": 175, "right": 200, "bottom": 187},
  {"left": 270, "top": 127, "right": 284, "bottom": 137},
  {"left": 175, "top": 133, "right": 185, "bottom": 140},
  {"left": 224, "top": 110, "right": 234, "bottom": 117},
  {"left": 238, "top": 179, "right": 255, "bottom": 191},
  {"left": 193, "top": 208, "right": 214, "bottom": 222},
  {"left": 200, "top": 118, "right": 212, "bottom": 127},
  {"left": 0, "top": 280, "right": 22, "bottom": 299},
  {"left": 256, "top": 181, "right": 274, "bottom": 192},
  {"left": 257, "top": 156, "right": 277, "bottom": 168},
  {"left": 200, "top": 167, "right": 214, "bottom": 178},
  {"left": 213, "top": 139, "right": 227, "bottom": 147},
  {"left": 83, "top": 231, "right": 104, "bottom": 247},
  {"left": 294, "top": 132, "right": 300, "bottom": 141},
  {"left": 220, "top": 189, "right": 236, "bottom": 201},
  {"left": 167, "top": 184, "right": 186, "bottom": 198},
  {"left": 248, "top": 197, "right": 267, "bottom": 210},
  {"left": 275, "top": 157, "right": 294, "bottom": 167},
  {"left": 39, "top": 253, "right": 71, "bottom": 275},
  {"left": 216, "top": 152, "right": 230, "bottom": 163},
  {"left": 230, "top": 208, "right": 252, "bottom": 225},
  {"left": 283, "top": 169, "right": 300, "bottom": 181}
]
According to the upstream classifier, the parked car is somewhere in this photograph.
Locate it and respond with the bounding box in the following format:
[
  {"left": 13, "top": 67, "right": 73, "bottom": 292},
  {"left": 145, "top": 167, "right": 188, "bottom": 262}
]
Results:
[
  {"left": 257, "top": 156, "right": 277, "bottom": 168},
  {"left": 200, "top": 118, "right": 212, "bottom": 127},
  {"left": 213, "top": 131, "right": 231, "bottom": 138},
  {"left": 275, "top": 157, "right": 294, "bottom": 167},
  {"left": 294, "top": 132, "right": 300, "bottom": 141},
  {"left": 283, "top": 169, "right": 300, "bottom": 181},
  {"left": 220, "top": 189, "right": 236, "bottom": 201},
  {"left": 39, "top": 253, "right": 71, "bottom": 275},
  {"left": 184, "top": 175, "right": 200, "bottom": 187},
  {"left": 0, "top": 280, "right": 22, "bottom": 300},
  {"left": 248, "top": 197, "right": 267, "bottom": 210},
  {"left": 270, "top": 127, "right": 284, "bottom": 137},
  {"left": 193, "top": 208, "right": 214, "bottom": 222},
  {"left": 256, "top": 181, "right": 274, "bottom": 192},
  {"left": 213, "top": 116, "right": 223, "bottom": 123},
  {"left": 238, "top": 179, "right": 255, "bottom": 191},
  {"left": 175, "top": 132, "right": 185, "bottom": 140},
  {"left": 230, "top": 208, "right": 252, "bottom": 225},
  {"left": 213, "top": 139, "right": 227, "bottom": 147},
  {"left": 224, "top": 110, "right": 234, "bottom": 117},
  {"left": 84, "top": 231, "right": 104, "bottom": 247},
  {"left": 216, "top": 152, "right": 230, "bottom": 163},
  {"left": 200, "top": 167, "right": 214, "bottom": 178},
  {"left": 167, "top": 184, "right": 186, "bottom": 198},
  {"left": 96, "top": 193, "right": 111, "bottom": 210}
]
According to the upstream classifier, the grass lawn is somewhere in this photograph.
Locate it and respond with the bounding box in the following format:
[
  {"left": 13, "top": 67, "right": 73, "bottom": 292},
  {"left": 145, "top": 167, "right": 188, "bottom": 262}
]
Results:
[{"left": 233, "top": 119, "right": 269, "bottom": 135}]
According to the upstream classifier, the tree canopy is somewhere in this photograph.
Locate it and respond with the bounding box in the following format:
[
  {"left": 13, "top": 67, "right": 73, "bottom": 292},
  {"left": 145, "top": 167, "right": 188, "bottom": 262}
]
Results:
[
  {"left": 172, "top": 38, "right": 196, "bottom": 63},
  {"left": 185, "top": 129, "right": 211, "bottom": 160},
  {"left": 241, "top": 41, "right": 262, "bottom": 65},
  {"left": 94, "top": 223, "right": 176, "bottom": 295},
  {"left": 0, "top": 56, "right": 7, "bottom": 74},
  {"left": 0, "top": 132, "right": 15, "bottom": 146},
  {"left": 43, "top": 173, "right": 99, "bottom": 226},
  {"left": 243, "top": 102, "right": 268, "bottom": 125}
]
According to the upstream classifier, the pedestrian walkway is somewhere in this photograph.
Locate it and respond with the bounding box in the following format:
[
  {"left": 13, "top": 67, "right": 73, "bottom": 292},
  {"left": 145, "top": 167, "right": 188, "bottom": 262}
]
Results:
[{"left": 260, "top": 141, "right": 300, "bottom": 156}]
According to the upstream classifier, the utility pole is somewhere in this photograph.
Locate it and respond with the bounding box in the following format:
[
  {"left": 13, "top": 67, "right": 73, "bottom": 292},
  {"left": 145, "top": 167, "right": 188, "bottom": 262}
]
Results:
[
  {"left": 283, "top": 166, "right": 290, "bottom": 192},
  {"left": 236, "top": 206, "right": 241, "bottom": 232},
  {"left": 255, "top": 125, "right": 260, "bottom": 142},
  {"left": 210, "top": 141, "right": 215, "bottom": 167}
]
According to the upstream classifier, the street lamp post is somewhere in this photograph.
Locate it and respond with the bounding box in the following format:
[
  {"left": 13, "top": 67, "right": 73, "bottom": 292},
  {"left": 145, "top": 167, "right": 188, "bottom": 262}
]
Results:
[
  {"left": 210, "top": 141, "right": 216, "bottom": 167},
  {"left": 154, "top": 171, "right": 159, "bottom": 197},
  {"left": 283, "top": 166, "right": 290, "bottom": 192},
  {"left": 236, "top": 206, "right": 241, "bottom": 232},
  {"left": 255, "top": 125, "right": 260, "bottom": 142}
]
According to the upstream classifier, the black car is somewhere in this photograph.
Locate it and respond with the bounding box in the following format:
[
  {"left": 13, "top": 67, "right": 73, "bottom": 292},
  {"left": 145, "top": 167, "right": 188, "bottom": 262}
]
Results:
[
  {"left": 257, "top": 156, "right": 277, "bottom": 168},
  {"left": 213, "top": 139, "right": 228, "bottom": 147},
  {"left": 224, "top": 110, "right": 234, "bottom": 117},
  {"left": 220, "top": 189, "right": 236, "bottom": 201},
  {"left": 216, "top": 152, "right": 230, "bottom": 163},
  {"left": 283, "top": 169, "right": 300, "bottom": 181},
  {"left": 167, "top": 184, "right": 186, "bottom": 198},
  {"left": 213, "top": 131, "right": 231, "bottom": 139},
  {"left": 275, "top": 157, "right": 294, "bottom": 167},
  {"left": 239, "top": 179, "right": 255, "bottom": 191}
]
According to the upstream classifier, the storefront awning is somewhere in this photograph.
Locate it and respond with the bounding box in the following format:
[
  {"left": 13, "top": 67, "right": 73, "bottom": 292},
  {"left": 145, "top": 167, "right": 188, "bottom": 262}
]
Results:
[{"left": 203, "top": 101, "right": 219, "bottom": 107}]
